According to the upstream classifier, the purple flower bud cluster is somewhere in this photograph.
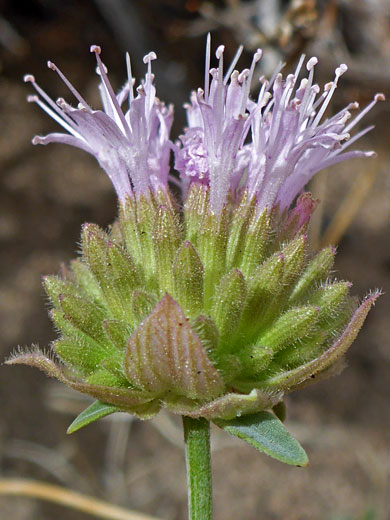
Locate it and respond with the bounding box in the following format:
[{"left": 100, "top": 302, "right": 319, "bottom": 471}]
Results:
[{"left": 25, "top": 37, "right": 384, "bottom": 212}]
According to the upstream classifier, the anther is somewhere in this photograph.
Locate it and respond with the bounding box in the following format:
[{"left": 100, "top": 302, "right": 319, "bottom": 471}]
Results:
[
  {"left": 306, "top": 57, "right": 318, "bottom": 71},
  {"left": 23, "top": 74, "right": 35, "bottom": 83},
  {"left": 216, "top": 45, "right": 224, "bottom": 59},
  {"left": 253, "top": 49, "right": 262, "bottom": 62},
  {"left": 143, "top": 51, "right": 157, "bottom": 63},
  {"left": 238, "top": 69, "right": 249, "bottom": 83},
  {"left": 335, "top": 64, "right": 348, "bottom": 77},
  {"left": 90, "top": 45, "right": 101, "bottom": 55}
]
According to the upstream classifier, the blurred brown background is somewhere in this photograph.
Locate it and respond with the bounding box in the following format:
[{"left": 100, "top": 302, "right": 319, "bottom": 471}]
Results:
[{"left": 0, "top": 1, "right": 389, "bottom": 519}]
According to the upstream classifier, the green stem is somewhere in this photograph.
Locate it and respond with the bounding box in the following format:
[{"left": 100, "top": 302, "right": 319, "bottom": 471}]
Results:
[{"left": 182, "top": 416, "right": 212, "bottom": 520}]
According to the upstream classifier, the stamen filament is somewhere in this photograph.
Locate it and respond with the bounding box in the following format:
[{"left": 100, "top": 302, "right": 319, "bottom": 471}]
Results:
[
  {"left": 47, "top": 61, "right": 92, "bottom": 112},
  {"left": 90, "top": 45, "right": 132, "bottom": 138}
]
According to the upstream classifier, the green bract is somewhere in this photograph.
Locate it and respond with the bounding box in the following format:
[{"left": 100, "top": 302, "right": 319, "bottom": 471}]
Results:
[{"left": 8, "top": 186, "right": 378, "bottom": 425}]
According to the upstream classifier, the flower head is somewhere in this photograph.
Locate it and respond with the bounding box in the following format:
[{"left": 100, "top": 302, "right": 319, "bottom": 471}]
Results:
[
  {"left": 10, "top": 39, "right": 383, "bottom": 432},
  {"left": 175, "top": 35, "right": 384, "bottom": 213},
  {"left": 25, "top": 45, "right": 173, "bottom": 201}
]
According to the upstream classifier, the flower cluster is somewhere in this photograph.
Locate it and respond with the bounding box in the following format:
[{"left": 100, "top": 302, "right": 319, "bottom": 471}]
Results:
[
  {"left": 25, "top": 45, "right": 173, "bottom": 200},
  {"left": 8, "top": 39, "right": 383, "bottom": 429}
]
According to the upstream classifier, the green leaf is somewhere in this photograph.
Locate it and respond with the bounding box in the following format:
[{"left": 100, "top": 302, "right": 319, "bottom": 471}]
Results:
[
  {"left": 67, "top": 400, "right": 121, "bottom": 434},
  {"left": 214, "top": 411, "right": 308, "bottom": 466}
]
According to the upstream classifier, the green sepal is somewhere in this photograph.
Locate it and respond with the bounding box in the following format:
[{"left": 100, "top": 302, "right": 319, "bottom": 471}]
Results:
[
  {"left": 103, "top": 319, "right": 131, "bottom": 350},
  {"left": 70, "top": 259, "right": 104, "bottom": 304},
  {"left": 58, "top": 292, "right": 107, "bottom": 345},
  {"left": 183, "top": 184, "right": 209, "bottom": 247},
  {"left": 244, "top": 235, "right": 307, "bottom": 340},
  {"left": 50, "top": 301, "right": 119, "bottom": 375},
  {"left": 239, "top": 208, "right": 270, "bottom": 278},
  {"left": 53, "top": 338, "right": 101, "bottom": 375},
  {"left": 214, "top": 411, "right": 308, "bottom": 466},
  {"left": 279, "top": 234, "right": 307, "bottom": 287},
  {"left": 81, "top": 223, "right": 140, "bottom": 322},
  {"left": 236, "top": 344, "right": 273, "bottom": 380},
  {"left": 153, "top": 203, "right": 182, "bottom": 293},
  {"left": 119, "top": 193, "right": 157, "bottom": 281},
  {"left": 191, "top": 314, "right": 219, "bottom": 353},
  {"left": 43, "top": 275, "right": 79, "bottom": 308},
  {"left": 308, "top": 281, "right": 351, "bottom": 325},
  {"left": 237, "top": 250, "right": 284, "bottom": 341},
  {"left": 256, "top": 304, "right": 319, "bottom": 353},
  {"left": 173, "top": 241, "right": 204, "bottom": 317},
  {"left": 85, "top": 366, "right": 129, "bottom": 388},
  {"left": 50, "top": 308, "right": 109, "bottom": 355},
  {"left": 212, "top": 268, "right": 247, "bottom": 343},
  {"left": 289, "top": 246, "right": 335, "bottom": 305},
  {"left": 196, "top": 207, "right": 230, "bottom": 307},
  {"left": 273, "top": 330, "right": 326, "bottom": 368},
  {"left": 225, "top": 192, "right": 256, "bottom": 271},
  {"left": 67, "top": 400, "right": 122, "bottom": 434},
  {"left": 130, "top": 289, "right": 157, "bottom": 323},
  {"left": 263, "top": 292, "right": 380, "bottom": 392}
]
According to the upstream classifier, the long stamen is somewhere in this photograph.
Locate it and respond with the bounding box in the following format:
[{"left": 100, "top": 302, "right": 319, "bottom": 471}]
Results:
[
  {"left": 281, "top": 54, "right": 305, "bottom": 108},
  {"left": 305, "top": 85, "right": 320, "bottom": 124},
  {"left": 239, "top": 49, "right": 262, "bottom": 115},
  {"left": 224, "top": 44, "right": 244, "bottom": 85},
  {"left": 299, "top": 57, "right": 317, "bottom": 124},
  {"left": 47, "top": 61, "right": 92, "bottom": 112},
  {"left": 23, "top": 74, "right": 76, "bottom": 127},
  {"left": 293, "top": 54, "right": 305, "bottom": 82},
  {"left": 126, "top": 52, "right": 134, "bottom": 106},
  {"left": 311, "top": 82, "right": 333, "bottom": 112},
  {"left": 268, "top": 74, "right": 296, "bottom": 145},
  {"left": 264, "top": 61, "right": 285, "bottom": 95},
  {"left": 27, "top": 95, "right": 84, "bottom": 139},
  {"left": 214, "top": 45, "right": 225, "bottom": 139},
  {"left": 312, "top": 64, "right": 348, "bottom": 128},
  {"left": 143, "top": 51, "right": 157, "bottom": 118},
  {"left": 204, "top": 33, "right": 211, "bottom": 102},
  {"left": 332, "top": 125, "right": 375, "bottom": 154},
  {"left": 90, "top": 45, "right": 132, "bottom": 138},
  {"left": 344, "top": 93, "right": 385, "bottom": 133}
]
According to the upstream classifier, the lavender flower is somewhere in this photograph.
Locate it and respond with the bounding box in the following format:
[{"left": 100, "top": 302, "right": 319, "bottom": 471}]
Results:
[
  {"left": 24, "top": 45, "right": 173, "bottom": 201},
  {"left": 175, "top": 35, "right": 384, "bottom": 212}
]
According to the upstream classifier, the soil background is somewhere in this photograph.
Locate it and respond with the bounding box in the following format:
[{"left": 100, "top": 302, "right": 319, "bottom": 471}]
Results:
[{"left": 0, "top": 2, "right": 389, "bottom": 520}]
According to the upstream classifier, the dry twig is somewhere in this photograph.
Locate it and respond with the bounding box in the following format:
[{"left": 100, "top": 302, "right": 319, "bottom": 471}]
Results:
[{"left": 0, "top": 478, "right": 162, "bottom": 520}]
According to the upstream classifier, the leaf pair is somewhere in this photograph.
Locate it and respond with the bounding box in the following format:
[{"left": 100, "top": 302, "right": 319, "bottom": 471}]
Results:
[{"left": 69, "top": 400, "right": 308, "bottom": 467}]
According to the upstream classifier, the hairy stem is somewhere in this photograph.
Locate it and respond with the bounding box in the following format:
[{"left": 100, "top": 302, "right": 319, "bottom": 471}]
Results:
[{"left": 182, "top": 416, "right": 212, "bottom": 520}]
